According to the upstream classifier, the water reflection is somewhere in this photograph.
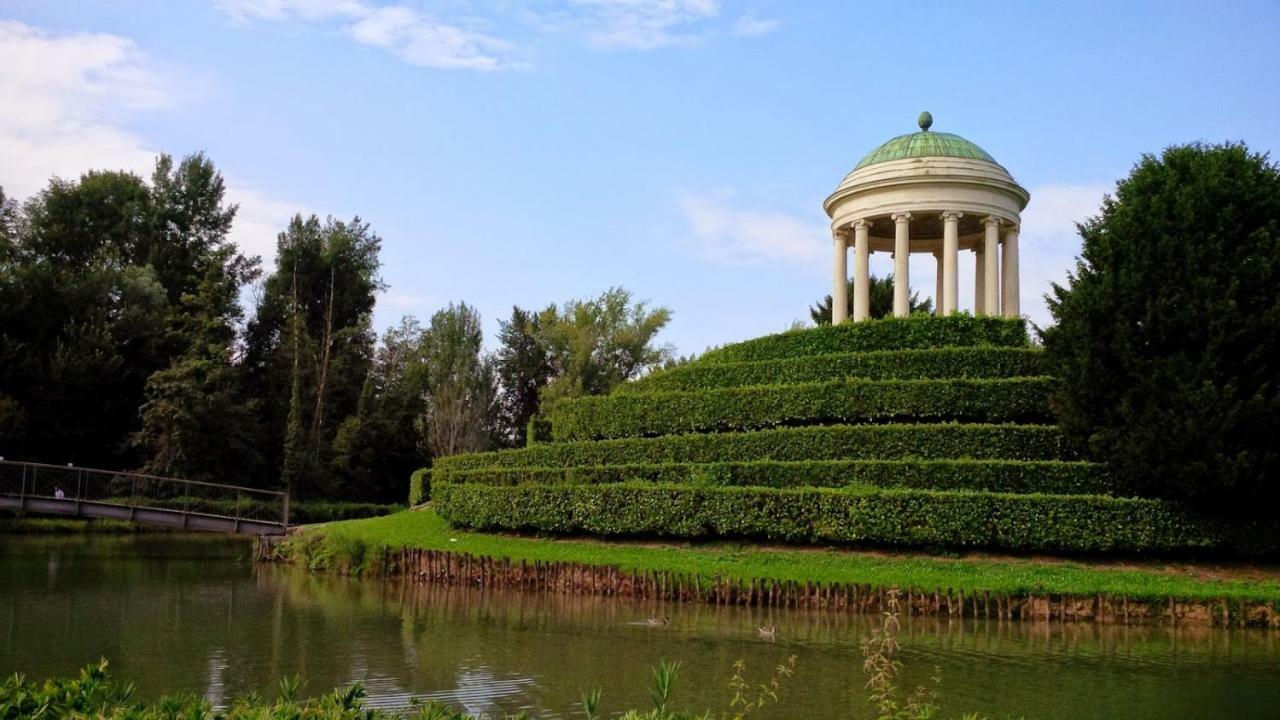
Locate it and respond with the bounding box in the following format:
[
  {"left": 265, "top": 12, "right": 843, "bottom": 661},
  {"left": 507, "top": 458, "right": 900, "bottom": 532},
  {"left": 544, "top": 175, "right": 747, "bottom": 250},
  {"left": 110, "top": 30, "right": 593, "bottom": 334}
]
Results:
[{"left": 1, "top": 534, "right": 1278, "bottom": 719}]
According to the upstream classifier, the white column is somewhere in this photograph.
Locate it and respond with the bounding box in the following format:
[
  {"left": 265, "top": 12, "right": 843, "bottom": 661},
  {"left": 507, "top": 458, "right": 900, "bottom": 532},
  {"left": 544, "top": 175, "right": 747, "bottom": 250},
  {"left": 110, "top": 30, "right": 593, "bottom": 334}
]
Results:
[
  {"left": 933, "top": 251, "right": 943, "bottom": 316},
  {"left": 831, "top": 229, "right": 848, "bottom": 324},
  {"left": 984, "top": 217, "right": 1000, "bottom": 315},
  {"left": 941, "top": 211, "right": 962, "bottom": 315},
  {"left": 852, "top": 219, "right": 871, "bottom": 322},
  {"left": 974, "top": 248, "right": 986, "bottom": 315},
  {"left": 1001, "top": 225, "right": 1020, "bottom": 318},
  {"left": 892, "top": 212, "right": 911, "bottom": 317}
]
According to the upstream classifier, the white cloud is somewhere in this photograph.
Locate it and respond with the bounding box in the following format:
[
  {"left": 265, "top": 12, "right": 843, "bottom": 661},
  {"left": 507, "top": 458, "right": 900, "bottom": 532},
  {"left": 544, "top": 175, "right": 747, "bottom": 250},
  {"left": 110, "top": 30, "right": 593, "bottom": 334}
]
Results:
[
  {"left": 0, "top": 21, "right": 302, "bottom": 265},
  {"left": 679, "top": 191, "right": 826, "bottom": 265},
  {"left": 565, "top": 0, "right": 721, "bottom": 50},
  {"left": 731, "top": 12, "right": 780, "bottom": 37},
  {"left": 1017, "top": 182, "right": 1111, "bottom": 328},
  {"left": 217, "top": 0, "right": 515, "bottom": 70}
]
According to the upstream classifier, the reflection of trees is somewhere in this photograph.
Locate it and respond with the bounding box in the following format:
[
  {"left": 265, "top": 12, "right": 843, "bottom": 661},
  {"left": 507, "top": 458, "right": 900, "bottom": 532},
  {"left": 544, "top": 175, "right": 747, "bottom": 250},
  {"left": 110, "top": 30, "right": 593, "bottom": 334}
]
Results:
[{"left": 6, "top": 539, "right": 1280, "bottom": 719}]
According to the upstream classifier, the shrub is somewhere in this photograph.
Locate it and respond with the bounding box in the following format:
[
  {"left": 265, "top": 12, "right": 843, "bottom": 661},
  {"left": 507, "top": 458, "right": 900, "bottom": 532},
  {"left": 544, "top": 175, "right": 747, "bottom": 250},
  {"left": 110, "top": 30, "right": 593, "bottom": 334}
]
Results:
[
  {"left": 105, "top": 497, "right": 399, "bottom": 525},
  {"left": 432, "top": 458, "right": 1111, "bottom": 495},
  {"left": 433, "top": 481, "right": 1280, "bottom": 557},
  {"left": 620, "top": 347, "right": 1050, "bottom": 394},
  {"left": 1044, "top": 143, "right": 1280, "bottom": 514},
  {"left": 700, "top": 315, "right": 1029, "bottom": 364},
  {"left": 435, "top": 423, "right": 1077, "bottom": 472},
  {"left": 409, "top": 468, "right": 429, "bottom": 506},
  {"left": 526, "top": 416, "right": 553, "bottom": 446},
  {"left": 549, "top": 377, "right": 1054, "bottom": 441}
]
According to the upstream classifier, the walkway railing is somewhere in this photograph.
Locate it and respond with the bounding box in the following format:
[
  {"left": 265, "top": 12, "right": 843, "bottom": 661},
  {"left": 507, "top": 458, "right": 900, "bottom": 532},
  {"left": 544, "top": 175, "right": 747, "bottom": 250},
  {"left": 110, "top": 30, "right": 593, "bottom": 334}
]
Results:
[{"left": 0, "top": 459, "right": 289, "bottom": 535}]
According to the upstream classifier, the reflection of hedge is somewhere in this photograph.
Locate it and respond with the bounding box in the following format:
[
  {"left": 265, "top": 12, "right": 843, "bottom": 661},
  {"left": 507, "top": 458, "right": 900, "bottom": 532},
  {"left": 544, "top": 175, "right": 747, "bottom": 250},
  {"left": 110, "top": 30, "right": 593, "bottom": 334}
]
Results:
[
  {"left": 548, "top": 377, "right": 1055, "bottom": 441},
  {"left": 433, "top": 459, "right": 1110, "bottom": 495},
  {"left": 622, "top": 347, "right": 1051, "bottom": 394},
  {"left": 700, "top": 315, "right": 1029, "bottom": 364},
  {"left": 433, "top": 481, "right": 1280, "bottom": 557},
  {"left": 435, "top": 423, "right": 1075, "bottom": 473}
]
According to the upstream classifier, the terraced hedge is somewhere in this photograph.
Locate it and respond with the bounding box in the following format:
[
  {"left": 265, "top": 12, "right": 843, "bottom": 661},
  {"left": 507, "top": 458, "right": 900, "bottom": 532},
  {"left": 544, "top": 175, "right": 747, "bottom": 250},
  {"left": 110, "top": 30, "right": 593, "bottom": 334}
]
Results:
[
  {"left": 433, "top": 481, "right": 1280, "bottom": 557},
  {"left": 432, "top": 459, "right": 1110, "bottom": 495},
  {"left": 700, "top": 315, "right": 1029, "bottom": 364},
  {"left": 435, "top": 423, "right": 1077, "bottom": 473},
  {"left": 620, "top": 347, "right": 1051, "bottom": 394},
  {"left": 548, "top": 377, "right": 1055, "bottom": 441}
]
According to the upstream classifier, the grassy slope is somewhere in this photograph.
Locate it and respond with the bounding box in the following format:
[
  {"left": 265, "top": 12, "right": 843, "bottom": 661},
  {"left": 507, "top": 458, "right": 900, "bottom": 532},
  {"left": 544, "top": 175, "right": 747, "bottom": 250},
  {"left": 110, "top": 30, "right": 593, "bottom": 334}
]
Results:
[{"left": 302, "top": 510, "right": 1280, "bottom": 603}]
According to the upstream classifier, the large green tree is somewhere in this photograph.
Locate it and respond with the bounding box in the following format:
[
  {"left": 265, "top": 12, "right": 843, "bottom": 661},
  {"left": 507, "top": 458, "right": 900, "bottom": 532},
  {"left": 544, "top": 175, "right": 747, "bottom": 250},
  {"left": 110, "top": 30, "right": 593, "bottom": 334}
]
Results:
[
  {"left": 1043, "top": 143, "right": 1280, "bottom": 512},
  {"left": 809, "top": 274, "right": 933, "bottom": 325},
  {"left": 493, "top": 306, "right": 554, "bottom": 446},
  {"left": 241, "top": 215, "right": 382, "bottom": 497},
  {"left": 535, "top": 287, "right": 673, "bottom": 403},
  {"left": 419, "top": 302, "right": 496, "bottom": 458},
  {"left": 331, "top": 317, "right": 431, "bottom": 502},
  {"left": 0, "top": 154, "right": 257, "bottom": 468}
]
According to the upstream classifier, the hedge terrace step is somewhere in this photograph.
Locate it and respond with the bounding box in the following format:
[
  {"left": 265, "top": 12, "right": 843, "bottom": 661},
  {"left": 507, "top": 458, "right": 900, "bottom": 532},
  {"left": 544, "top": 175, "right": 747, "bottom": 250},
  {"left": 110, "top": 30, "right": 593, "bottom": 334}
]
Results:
[
  {"left": 433, "top": 481, "right": 1280, "bottom": 557},
  {"left": 548, "top": 377, "right": 1056, "bottom": 441},
  {"left": 434, "top": 423, "right": 1079, "bottom": 473},
  {"left": 700, "top": 315, "right": 1029, "bottom": 363},
  {"left": 619, "top": 347, "right": 1051, "bottom": 394},
  {"left": 432, "top": 459, "right": 1110, "bottom": 496}
]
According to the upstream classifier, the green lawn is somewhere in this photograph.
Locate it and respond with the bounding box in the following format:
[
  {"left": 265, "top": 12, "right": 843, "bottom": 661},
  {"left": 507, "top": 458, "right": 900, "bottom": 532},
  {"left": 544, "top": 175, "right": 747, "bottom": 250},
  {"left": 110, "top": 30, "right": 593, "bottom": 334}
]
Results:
[{"left": 300, "top": 509, "right": 1280, "bottom": 603}]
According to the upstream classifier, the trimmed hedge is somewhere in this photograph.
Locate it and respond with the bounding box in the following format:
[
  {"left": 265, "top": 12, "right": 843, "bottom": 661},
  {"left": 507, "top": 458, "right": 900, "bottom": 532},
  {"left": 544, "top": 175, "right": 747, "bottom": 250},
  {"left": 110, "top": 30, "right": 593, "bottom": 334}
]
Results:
[
  {"left": 548, "top": 377, "right": 1055, "bottom": 441},
  {"left": 107, "top": 496, "right": 400, "bottom": 524},
  {"left": 409, "top": 468, "right": 429, "bottom": 506},
  {"left": 620, "top": 347, "right": 1050, "bottom": 395},
  {"left": 700, "top": 315, "right": 1029, "bottom": 364},
  {"left": 433, "top": 481, "right": 1280, "bottom": 557},
  {"left": 435, "top": 423, "right": 1077, "bottom": 472},
  {"left": 433, "top": 459, "right": 1111, "bottom": 495}
]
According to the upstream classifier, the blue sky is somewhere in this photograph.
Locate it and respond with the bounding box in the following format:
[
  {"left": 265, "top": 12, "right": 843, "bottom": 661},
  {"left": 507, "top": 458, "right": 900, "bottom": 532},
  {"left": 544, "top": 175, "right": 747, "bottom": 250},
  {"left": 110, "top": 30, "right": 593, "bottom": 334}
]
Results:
[{"left": 3, "top": 1, "right": 1279, "bottom": 355}]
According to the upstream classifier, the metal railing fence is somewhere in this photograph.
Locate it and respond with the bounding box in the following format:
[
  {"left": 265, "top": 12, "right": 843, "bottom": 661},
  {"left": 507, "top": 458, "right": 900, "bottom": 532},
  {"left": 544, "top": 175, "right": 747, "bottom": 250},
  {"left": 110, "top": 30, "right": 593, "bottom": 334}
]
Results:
[{"left": 0, "top": 459, "right": 289, "bottom": 529}]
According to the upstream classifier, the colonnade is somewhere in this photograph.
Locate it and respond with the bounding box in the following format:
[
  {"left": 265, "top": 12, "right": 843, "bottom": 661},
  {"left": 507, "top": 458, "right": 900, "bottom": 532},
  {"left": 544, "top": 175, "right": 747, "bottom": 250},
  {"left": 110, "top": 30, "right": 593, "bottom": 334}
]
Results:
[{"left": 831, "top": 212, "right": 1020, "bottom": 323}]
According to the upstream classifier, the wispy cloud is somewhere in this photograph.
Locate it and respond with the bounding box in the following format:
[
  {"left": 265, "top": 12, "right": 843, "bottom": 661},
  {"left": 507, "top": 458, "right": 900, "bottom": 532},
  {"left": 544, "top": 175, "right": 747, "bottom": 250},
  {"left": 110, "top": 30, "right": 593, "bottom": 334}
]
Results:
[
  {"left": 731, "top": 12, "right": 780, "bottom": 37},
  {"left": 217, "top": 1, "right": 777, "bottom": 64},
  {"left": 562, "top": 0, "right": 721, "bottom": 50},
  {"left": 217, "top": 0, "right": 516, "bottom": 70},
  {"left": 0, "top": 20, "right": 303, "bottom": 264},
  {"left": 679, "top": 191, "right": 825, "bottom": 265},
  {"left": 1018, "top": 182, "right": 1110, "bottom": 328}
]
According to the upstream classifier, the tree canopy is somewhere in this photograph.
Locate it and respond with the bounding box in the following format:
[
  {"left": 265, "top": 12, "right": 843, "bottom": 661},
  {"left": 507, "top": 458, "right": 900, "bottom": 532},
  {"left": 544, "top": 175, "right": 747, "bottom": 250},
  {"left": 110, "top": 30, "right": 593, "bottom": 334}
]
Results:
[
  {"left": 1043, "top": 142, "right": 1280, "bottom": 513},
  {"left": 809, "top": 274, "right": 933, "bottom": 325}
]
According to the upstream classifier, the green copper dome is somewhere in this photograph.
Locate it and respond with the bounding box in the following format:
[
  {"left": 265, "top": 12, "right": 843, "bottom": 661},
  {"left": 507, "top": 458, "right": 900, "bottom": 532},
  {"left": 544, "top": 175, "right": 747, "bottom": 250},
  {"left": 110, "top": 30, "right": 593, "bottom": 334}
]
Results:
[{"left": 854, "top": 113, "right": 997, "bottom": 170}]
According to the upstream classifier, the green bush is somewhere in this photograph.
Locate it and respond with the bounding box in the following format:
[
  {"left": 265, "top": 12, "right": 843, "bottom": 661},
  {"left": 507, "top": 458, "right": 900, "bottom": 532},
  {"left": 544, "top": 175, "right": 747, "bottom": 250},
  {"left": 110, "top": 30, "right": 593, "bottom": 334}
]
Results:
[
  {"left": 526, "top": 416, "right": 553, "bottom": 446},
  {"left": 1044, "top": 143, "right": 1280, "bottom": 513},
  {"left": 621, "top": 347, "right": 1050, "bottom": 394},
  {"left": 700, "top": 315, "right": 1029, "bottom": 364},
  {"left": 433, "top": 458, "right": 1111, "bottom": 495},
  {"left": 548, "top": 377, "right": 1055, "bottom": 441},
  {"left": 433, "top": 481, "right": 1280, "bottom": 557},
  {"left": 409, "top": 467, "right": 429, "bottom": 506},
  {"left": 435, "top": 423, "right": 1077, "bottom": 472},
  {"left": 105, "top": 496, "right": 399, "bottom": 525}
]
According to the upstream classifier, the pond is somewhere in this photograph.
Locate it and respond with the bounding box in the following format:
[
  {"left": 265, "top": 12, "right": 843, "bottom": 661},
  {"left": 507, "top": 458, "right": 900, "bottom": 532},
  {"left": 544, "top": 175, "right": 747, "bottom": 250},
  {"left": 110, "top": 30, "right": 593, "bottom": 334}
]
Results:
[{"left": 1, "top": 533, "right": 1278, "bottom": 718}]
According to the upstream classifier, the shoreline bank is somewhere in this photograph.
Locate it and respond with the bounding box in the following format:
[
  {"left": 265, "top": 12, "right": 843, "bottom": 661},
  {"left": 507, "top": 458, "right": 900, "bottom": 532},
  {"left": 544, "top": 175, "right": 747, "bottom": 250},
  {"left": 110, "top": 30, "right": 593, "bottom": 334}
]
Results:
[{"left": 266, "top": 509, "right": 1280, "bottom": 628}]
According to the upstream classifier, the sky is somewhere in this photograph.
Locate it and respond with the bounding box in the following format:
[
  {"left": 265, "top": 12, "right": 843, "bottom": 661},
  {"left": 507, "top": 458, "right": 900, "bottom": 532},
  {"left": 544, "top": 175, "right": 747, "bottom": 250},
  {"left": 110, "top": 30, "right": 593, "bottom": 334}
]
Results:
[{"left": 3, "top": 0, "right": 1279, "bottom": 356}]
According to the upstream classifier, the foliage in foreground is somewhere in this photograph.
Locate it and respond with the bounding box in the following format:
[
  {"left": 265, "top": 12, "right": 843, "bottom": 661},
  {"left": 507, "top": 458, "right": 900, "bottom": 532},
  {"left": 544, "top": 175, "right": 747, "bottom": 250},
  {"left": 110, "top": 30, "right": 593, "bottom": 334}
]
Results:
[{"left": 1043, "top": 142, "right": 1280, "bottom": 514}]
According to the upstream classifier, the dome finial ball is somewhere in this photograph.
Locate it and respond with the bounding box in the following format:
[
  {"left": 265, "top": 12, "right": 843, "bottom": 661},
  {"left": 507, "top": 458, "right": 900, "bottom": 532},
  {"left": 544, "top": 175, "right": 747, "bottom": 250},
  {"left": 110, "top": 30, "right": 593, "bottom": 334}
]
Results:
[{"left": 918, "top": 111, "right": 933, "bottom": 132}]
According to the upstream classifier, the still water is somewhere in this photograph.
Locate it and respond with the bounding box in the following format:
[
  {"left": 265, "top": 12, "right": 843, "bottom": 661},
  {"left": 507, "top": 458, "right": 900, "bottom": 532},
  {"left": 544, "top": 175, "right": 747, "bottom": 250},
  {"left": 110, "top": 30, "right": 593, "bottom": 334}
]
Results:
[{"left": 1, "top": 534, "right": 1278, "bottom": 719}]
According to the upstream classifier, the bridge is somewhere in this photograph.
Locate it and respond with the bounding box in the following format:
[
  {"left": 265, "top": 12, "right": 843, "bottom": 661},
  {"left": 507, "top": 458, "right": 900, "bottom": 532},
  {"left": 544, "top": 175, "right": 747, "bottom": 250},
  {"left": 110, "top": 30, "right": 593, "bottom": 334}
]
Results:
[{"left": 0, "top": 459, "right": 289, "bottom": 535}]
